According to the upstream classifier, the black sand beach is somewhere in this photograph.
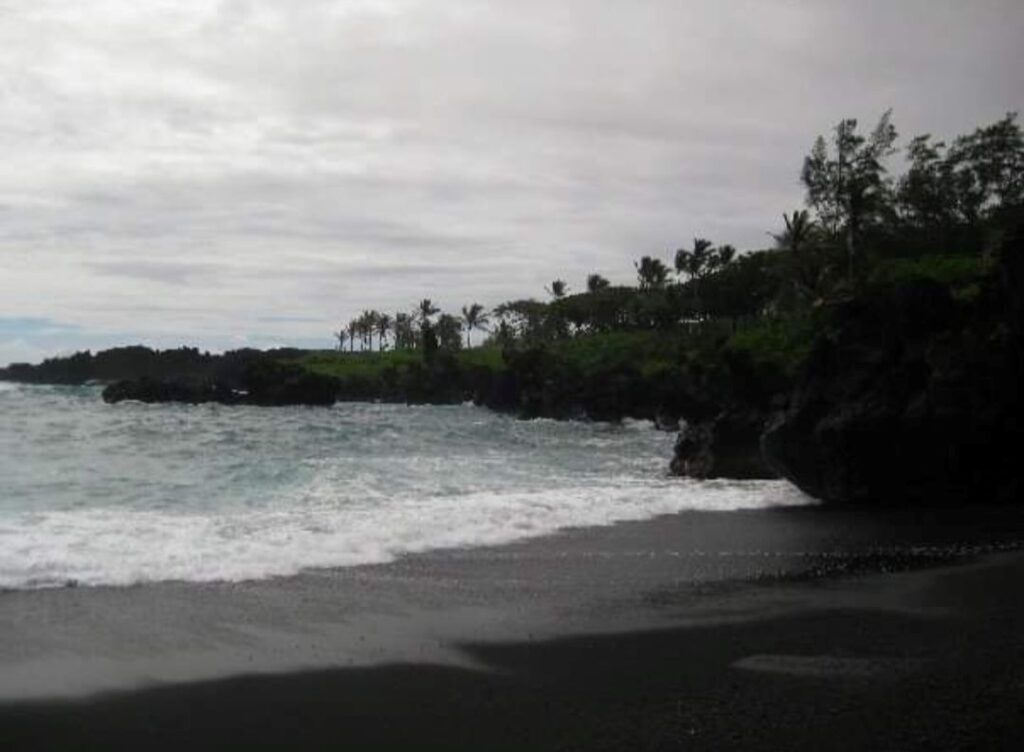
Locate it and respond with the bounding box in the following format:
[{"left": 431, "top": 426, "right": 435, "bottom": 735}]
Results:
[{"left": 2, "top": 505, "right": 1024, "bottom": 751}]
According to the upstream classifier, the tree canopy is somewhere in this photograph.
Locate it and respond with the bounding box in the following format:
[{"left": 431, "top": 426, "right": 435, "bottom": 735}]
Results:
[{"left": 325, "top": 112, "right": 1021, "bottom": 358}]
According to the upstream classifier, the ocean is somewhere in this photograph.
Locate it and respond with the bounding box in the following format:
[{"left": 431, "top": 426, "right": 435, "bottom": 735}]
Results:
[{"left": 0, "top": 383, "right": 811, "bottom": 590}]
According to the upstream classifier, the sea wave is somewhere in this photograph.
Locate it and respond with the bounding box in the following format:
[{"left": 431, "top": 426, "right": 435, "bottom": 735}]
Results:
[
  {"left": 0, "top": 478, "right": 813, "bottom": 590},
  {"left": 0, "top": 391, "right": 814, "bottom": 591}
]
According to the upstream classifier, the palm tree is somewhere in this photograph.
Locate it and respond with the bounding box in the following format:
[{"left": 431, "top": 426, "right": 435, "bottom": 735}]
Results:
[
  {"left": 417, "top": 298, "right": 440, "bottom": 325},
  {"left": 346, "top": 319, "right": 358, "bottom": 353},
  {"left": 716, "top": 244, "right": 737, "bottom": 268},
  {"left": 376, "top": 313, "right": 392, "bottom": 352},
  {"left": 460, "top": 303, "right": 489, "bottom": 347},
  {"left": 358, "top": 310, "right": 377, "bottom": 352},
  {"left": 675, "top": 238, "right": 736, "bottom": 320},
  {"left": 436, "top": 313, "right": 463, "bottom": 351},
  {"left": 635, "top": 256, "right": 669, "bottom": 291},
  {"left": 772, "top": 210, "right": 814, "bottom": 255},
  {"left": 393, "top": 312, "right": 414, "bottom": 350},
  {"left": 772, "top": 209, "right": 822, "bottom": 300},
  {"left": 586, "top": 273, "right": 610, "bottom": 293},
  {"left": 546, "top": 279, "right": 568, "bottom": 299},
  {"left": 675, "top": 238, "right": 716, "bottom": 281}
]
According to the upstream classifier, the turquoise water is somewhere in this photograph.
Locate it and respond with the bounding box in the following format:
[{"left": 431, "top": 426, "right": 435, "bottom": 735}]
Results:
[{"left": 0, "top": 383, "right": 811, "bottom": 589}]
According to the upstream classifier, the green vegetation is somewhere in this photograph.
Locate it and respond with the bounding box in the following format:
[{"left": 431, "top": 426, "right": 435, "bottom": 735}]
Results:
[
  {"left": 295, "top": 349, "right": 424, "bottom": 380},
  {"left": 293, "top": 347, "right": 504, "bottom": 381},
  {"left": 867, "top": 254, "right": 986, "bottom": 288},
  {"left": 726, "top": 317, "right": 819, "bottom": 378},
  {"left": 549, "top": 331, "right": 685, "bottom": 374}
]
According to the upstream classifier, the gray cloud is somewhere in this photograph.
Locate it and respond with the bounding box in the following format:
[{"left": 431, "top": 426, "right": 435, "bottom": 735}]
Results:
[
  {"left": 1, "top": 0, "right": 1022, "bottom": 364},
  {"left": 85, "top": 260, "right": 229, "bottom": 285}
]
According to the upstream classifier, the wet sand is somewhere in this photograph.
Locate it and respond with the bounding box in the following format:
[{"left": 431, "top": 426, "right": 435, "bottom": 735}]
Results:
[{"left": 2, "top": 505, "right": 1024, "bottom": 750}]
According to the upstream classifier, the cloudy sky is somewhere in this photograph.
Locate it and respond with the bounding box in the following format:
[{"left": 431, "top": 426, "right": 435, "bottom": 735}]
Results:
[{"left": 1, "top": 0, "right": 1021, "bottom": 364}]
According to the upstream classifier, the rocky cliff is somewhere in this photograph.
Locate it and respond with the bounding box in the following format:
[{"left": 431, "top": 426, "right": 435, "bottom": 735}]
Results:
[{"left": 761, "top": 226, "right": 1022, "bottom": 505}]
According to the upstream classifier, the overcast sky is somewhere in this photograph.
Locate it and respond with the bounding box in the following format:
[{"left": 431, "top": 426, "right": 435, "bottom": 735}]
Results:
[{"left": 1, "top": 0, "right": 1021, "bottom": 364}]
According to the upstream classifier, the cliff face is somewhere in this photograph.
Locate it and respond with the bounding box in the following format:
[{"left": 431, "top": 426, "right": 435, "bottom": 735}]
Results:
[{"left": 761, "top": 228, "right": 1023, "bottom": 505}]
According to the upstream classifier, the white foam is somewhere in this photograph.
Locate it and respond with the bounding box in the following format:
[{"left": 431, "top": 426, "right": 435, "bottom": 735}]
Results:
[
  {"left": 621, "top": 418, "right": 656, "bottom": 431},
  {"left": 0, "top": 478, "right": 814, "bottom": 590}
]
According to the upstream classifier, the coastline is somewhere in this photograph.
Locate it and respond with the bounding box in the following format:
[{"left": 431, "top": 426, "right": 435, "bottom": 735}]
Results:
[{"left": 2, "top": 505, "right": 1024, "bottom": 750}]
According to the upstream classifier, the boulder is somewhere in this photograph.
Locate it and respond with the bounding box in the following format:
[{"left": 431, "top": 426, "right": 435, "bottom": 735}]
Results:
[{"left": 670, "top": 408, "right": 778, "bottom": 480}]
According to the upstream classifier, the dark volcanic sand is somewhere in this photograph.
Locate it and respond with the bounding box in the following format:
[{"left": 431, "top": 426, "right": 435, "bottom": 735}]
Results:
[{"left": 2, "top": 505, "right": 1024, "bottom": 750}]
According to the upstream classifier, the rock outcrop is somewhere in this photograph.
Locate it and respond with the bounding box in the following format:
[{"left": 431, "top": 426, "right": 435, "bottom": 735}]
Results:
[
  {"left": 670, "top": 408, "right": 778, "bottom": 480},
  {"left": 240, "top": 361, "right": 338, "bottom": 406},
  {"left": 103, "top": 362, "right": 339, "bottom": 407},
  {"left": 102, "top": 377, "right": 236, "bottom": 405},
  {"left": 762, "top": 233, "right": 1023, "bottom": 505}
]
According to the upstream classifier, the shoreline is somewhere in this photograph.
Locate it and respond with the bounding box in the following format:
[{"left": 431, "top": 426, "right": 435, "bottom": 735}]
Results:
[{"left": 2, "top": 505, "right": 1024, "bottom": 749}]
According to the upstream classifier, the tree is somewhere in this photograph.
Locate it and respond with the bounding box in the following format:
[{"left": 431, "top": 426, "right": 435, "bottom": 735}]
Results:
[
  {"left": 346, "top": 319, "right": 359, "bottom": 353},
  {"left": 393, "top": 313, "right": 415, "bottom": 350},
  {"left": 461, "top": 303, "right": 489, "bottom": 347},
  {"left": 586, "top": 273, "right": 610, "bottom": 293},
  {"left": 357, "top": 310, "right": 378, "bottom": 351},
  {"left": 947, "top": 112, "right": 1024, "bottom": 213},
  {"left": 674, "top": 238, "right": 735, "bottom": 281},
  {"left": 376, "top": 313, "right": 392, "bottom": 352},
  {"left": 701, "top": 251, "right": 784, "bottom": 330},
  {"left": 492, "top": 299, "right": 549, "bottom": 343},
  {"left": 436, "top": 314, "right": 463, "bottom": 351},
  {"left": 492, "top": 320, "right": 515, "bottom": 349},
  {"left": 897, "top": 135, "right": 956, "bottom": 231},
  {"left": 420, "top": 320, "right": 438, "bottom": 361},
  {"left": 717, "top": 244, "right": 737, "bottom": 267},
  {"left": 801, "top": 111, "right": 899, "bottom": 279},
  {"left": 771, "top": 210, "right": 829, "bottom": 301},
  {"left": 673, "top": 238, "right": 736, "bottom": 319},
  {"left": 775, "top": 211, "right": 815, "bottom": 253},
  {"left": 586, "top": 286, "right": 633, "bottom": 332},
  {"left": 897, "top": 113, "right": 1024, "bottom": 250},
  {"left": 675, "top": 238, "right": 713, "bottom": 281},
  {"left": 334, "top": 329, "right": 347, "bottom": 352},
  {"left": 546, "top": 279, "right": 568, "bottom": 299},
  {"left": 634, "top": 256, "right": 669, "bottom": 291},
  {"left": 417, "top": 299, "right": 440, "bottom": 325}
]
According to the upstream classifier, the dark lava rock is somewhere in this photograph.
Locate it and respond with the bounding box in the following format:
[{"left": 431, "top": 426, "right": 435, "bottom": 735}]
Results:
[
  {"left": 762, "top": 265, "right": 1023, "bottom": 505},
  {"left": 1002, "top": 220, "right": 1024, "bottom": 343},
  {"left": 246, "top": 372, "right": 338, "bottom": 406},
  {"left": 239, "top": 361, "right": 338, "bottom": 406},
  {"left": 653, "top": 413, "right": 680, "bottom": 432},
  {"left": 102, "top": 377, "right": 236, "bottom": 405},
  {"left": 670, "top": 408, "right": 778, "bottom": 480},
  {"left": 478, "top": 370, "right": 521, "bottom": 413},
  {"left": 103, "top": 362, "right": 339, "bottom": 407}
]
